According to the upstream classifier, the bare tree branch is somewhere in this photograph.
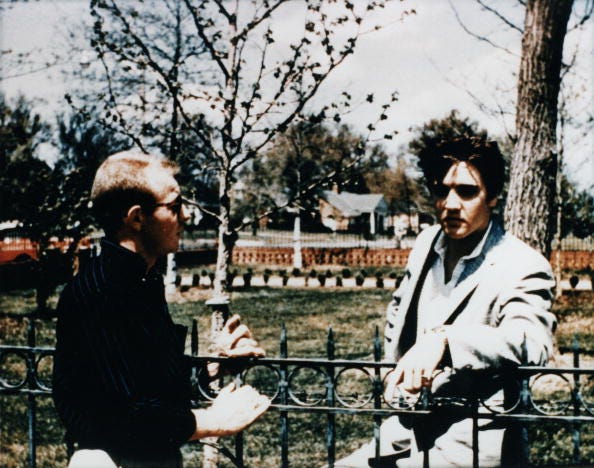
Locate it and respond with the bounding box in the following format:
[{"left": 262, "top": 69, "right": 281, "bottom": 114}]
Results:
[
  {"left": 448, "top": 0, "right": 519, "bottom": 57},
  {"left": 476, "top": 0, "right": 523, "bottom": 33}
]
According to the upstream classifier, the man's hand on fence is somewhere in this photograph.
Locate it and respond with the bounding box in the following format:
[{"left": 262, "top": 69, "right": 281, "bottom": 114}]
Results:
[
  {"left": 190, "top": 382, "right": 270, "bottom": 439},
  {"left": 384, "top": 329, "right": 448, "bottom": 396},
  {"left": 217, "top": 314, "right": 266, "bottom": 357},
  {"left": 207, "top": 314, "right": 266, "bottom": 377}
]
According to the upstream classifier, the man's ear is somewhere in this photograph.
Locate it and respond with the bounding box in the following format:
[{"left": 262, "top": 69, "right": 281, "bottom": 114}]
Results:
[
  {"left": 488, "top": 197, "right": 498, "bottom": 208},
  {"left": 123, "top": 205, "right": 145, "bottom": 232}
]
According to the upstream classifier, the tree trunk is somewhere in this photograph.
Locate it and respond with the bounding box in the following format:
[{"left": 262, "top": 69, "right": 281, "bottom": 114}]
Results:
[
  {"left": 202, "top": 175, "right": 236, "bottom": 468},
  {"left": 293, "top": 213, "right": 303, "bottom": 269},
  {"left": 504, "top": 0, "right": 573, "bottom": 258}
]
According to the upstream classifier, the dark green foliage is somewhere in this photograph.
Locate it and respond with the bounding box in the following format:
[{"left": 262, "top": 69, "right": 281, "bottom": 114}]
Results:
[
  {"left": 238, "top": 121, "right": 391, "bottom": 231},
  {"left": 376, "top": 273, "right": 384, "bottom": 289},
  {"left": 355, "top": 273, "right": 365, "bottom": 286},
  {"left": 0, "top": 95, "right": 128, "bottom": 307},
  {"left": 263, "top": 268, "right": 272, "bottom": 285},
  {"left": 559, "top": 177, "right": 594, "bottom": 239},
  {"left": 192, "top": 274, "right": 200, "bottom": 287},
  {"left": 243, "top": 268, "right": 253, "bottom": 287},
  {"left": 317, "top": 273, "right": 326, "bottom": 287}
]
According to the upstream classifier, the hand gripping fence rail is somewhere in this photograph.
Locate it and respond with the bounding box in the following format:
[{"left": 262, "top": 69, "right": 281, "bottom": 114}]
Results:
[{"left": 1, "top": 312, "right": 593, "bottom": 468}]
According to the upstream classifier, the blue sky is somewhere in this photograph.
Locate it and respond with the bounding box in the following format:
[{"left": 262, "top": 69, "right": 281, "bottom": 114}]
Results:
[{"left": 1, "top": 0, "right": 592, "bottom": 191}]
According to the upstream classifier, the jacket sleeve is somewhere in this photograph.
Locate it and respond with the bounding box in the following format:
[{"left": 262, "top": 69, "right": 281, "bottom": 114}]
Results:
[
  {"left": 52, "top": 286, "right": 197, "bottom": 450},
  {"left": 445, "top": 253, "right": 557, "bottom": 370},
  {"left": 384, "top": 226, "right": 440, "bottom": 362},
  {"left": 384, "top": 269, "right": 411, "bottom": 362}
]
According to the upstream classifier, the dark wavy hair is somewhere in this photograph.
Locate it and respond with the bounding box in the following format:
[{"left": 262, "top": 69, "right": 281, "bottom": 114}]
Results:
[{"left": 417, "top": 136, "right": 506, "bottom": 200}]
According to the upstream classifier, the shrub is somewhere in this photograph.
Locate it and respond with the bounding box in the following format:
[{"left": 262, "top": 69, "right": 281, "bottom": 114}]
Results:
[
  {"left": 317, "top": 273, "right": 326, "bottom": 287},
  {"left": 243, "top": 268, "right": 253, "bottom": 287},
  {"left": 309, "top": 269, "right": 318, "bottom": 278},
  {"left": 376, "top": 276, "right": 384, "bottom": 289},
  {"left": 292, "top": 268, "right": 302, "bottom": 277},
  {"left": 335, "top": 276, "right": 343, "bottom": 287},
  {"left": 263, "top": 268, "right": 272, "bottom": 285},
  {"left": 342, "top": 268, "right": 352, "bottom": 278},
  {"left": 355, "top": 274, "right": 365, "bottom": 286},
  {"left": 228, "top": 269, "right": 237, "bottom": 287}
]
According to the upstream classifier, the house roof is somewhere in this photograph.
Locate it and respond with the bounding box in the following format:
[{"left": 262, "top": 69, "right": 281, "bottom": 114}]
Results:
[{"left": 322, "top": 191, "right": 387, "bottom": 217}]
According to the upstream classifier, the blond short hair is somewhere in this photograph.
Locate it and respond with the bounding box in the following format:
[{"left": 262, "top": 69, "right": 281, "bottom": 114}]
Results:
[{"left": 91, "top": 150, "right": 178, "bottom": 236}]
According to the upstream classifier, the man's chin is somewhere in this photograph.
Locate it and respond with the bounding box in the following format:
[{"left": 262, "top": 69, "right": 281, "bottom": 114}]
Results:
[{"left": 442, "top": 226, "right": 468, "bottom": 239}]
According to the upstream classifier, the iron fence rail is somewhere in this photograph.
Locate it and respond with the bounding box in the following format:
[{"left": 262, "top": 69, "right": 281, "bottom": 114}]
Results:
[{"left": 1, "top": 314, "right": 593, "bottom": 467}]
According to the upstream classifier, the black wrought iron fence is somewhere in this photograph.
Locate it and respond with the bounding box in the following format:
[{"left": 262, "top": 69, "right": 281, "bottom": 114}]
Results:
[{"left": 1, "top": 312, "right": 593, "bottom": 468}]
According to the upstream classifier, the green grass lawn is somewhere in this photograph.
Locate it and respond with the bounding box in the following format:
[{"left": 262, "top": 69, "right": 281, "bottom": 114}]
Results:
[{"left": 1, "top": 286, "right": 593, "bottom": 467}]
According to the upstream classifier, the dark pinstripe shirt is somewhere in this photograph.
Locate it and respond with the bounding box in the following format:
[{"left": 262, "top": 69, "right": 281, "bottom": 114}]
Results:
[{"left": 52, "top": 240, "right": 196, "bottom": 458}]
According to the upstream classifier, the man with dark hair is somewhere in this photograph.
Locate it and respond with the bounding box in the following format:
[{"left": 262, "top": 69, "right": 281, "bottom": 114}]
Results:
[
  {"left": 53, "top": 150, "right": 269, "bottom": 468},
  {"left": 336, "top": 137, "right": 556, "bottom": 467}
]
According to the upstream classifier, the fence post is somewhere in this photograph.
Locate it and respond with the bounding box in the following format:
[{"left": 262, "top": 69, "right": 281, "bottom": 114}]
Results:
[
  {"left": 518, "top": 337, "right": 531, "bottom": 465},
  {"left": 27, "top": 315, "right": 37, "bottom": 468},
  {"left": 572, "top": 335, "right": 581, "bottom": 465},
  {"left": 279, "top": 323, "right": 289, "bottom": 468},
  {"left": 471, "top": 398, "right": 479, "bottom": 468},
  {"left": 203, "top": 298, "right": 230, "bottom": 468},
  {"left": 326, "top": 328, "right": 336, "bottom": 468},
  {"left": 372, "top": 327, "right": 382, "bottom": 466}
]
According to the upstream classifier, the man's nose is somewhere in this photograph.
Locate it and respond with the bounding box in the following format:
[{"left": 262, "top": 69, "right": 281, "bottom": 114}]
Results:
[
  {"left": 179, "top": 204, "right": 191, "bottom": 224},
  {"left": 443, "top": 188, "right": 461, "bottom": 209}
]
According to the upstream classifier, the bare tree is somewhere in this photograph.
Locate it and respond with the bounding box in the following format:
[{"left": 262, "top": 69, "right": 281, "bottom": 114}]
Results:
[{"left": 80, "top": 0, "right": 401, "bottom": 298}]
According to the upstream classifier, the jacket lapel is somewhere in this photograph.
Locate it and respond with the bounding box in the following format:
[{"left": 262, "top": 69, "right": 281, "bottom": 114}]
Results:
[{"left": 397, "top": 230, "right": 441, "bottom": 356}]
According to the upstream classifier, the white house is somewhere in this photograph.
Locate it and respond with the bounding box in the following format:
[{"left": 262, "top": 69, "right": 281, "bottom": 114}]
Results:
[{"left": 319, "top": 190, "right": 389, "bottom": 235}]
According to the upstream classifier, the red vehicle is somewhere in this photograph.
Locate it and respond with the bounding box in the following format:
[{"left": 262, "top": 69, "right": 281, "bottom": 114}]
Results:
[
  {"left": 0, "top": 224, "right": 92, "bottom": 264},
  {"left": 0, "top": 236, "right": 38, "bottom": 263}
]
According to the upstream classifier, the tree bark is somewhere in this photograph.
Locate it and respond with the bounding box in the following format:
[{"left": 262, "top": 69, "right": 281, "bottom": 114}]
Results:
[{"left": 504, "top": 0, "right": 573, "bottom": 258}]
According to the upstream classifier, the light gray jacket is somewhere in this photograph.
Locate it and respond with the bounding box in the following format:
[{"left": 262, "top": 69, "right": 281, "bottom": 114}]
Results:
[
  {"left": 385, "top": 222, "right": 556, "bottom": 369},
  {"left": 384, "top": 222, "right": 557, "bottom": 453}
]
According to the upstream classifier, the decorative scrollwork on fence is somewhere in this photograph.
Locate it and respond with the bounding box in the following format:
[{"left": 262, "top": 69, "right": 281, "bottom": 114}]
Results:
[
  {"left": 1, "top": 319, "right": 593, "bottom": 468},
  {"left": 190, "top": 356, "right": 594, "bottom": 422},
  {"left": 0, "top": 346, "right": 54, "bottom": 393}
]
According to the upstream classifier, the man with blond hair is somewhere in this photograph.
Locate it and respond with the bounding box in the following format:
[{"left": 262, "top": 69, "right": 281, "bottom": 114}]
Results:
[{"left": 53, "top": 150, "right": 269, "bottom": 468}]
